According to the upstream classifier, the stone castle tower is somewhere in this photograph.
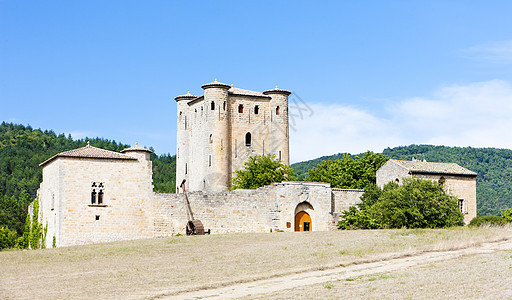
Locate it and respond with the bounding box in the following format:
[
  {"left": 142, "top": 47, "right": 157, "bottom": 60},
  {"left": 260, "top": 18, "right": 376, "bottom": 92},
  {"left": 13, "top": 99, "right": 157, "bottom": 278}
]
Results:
[{"left": 174, "top": 80, "right": 291, "bottom": 192}]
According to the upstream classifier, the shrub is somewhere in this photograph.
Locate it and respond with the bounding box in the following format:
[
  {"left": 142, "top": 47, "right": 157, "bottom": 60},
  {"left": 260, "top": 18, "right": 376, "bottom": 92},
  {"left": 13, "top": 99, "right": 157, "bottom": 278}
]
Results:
[
  {"left": 469, "top": 215, "right": 507, "bottom": 227},
  {"left": 0, "top": 226, "right": 18, "bottom": 250},
  {"left": 339, "top": 178, "right": 464, "bottom": 229}
]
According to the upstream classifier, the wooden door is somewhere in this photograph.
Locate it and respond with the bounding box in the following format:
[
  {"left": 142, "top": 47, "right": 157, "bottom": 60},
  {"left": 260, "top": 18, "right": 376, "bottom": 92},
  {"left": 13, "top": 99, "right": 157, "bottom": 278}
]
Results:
[{"left": 295, "top": 211, "right": 312, "bottom": 232}]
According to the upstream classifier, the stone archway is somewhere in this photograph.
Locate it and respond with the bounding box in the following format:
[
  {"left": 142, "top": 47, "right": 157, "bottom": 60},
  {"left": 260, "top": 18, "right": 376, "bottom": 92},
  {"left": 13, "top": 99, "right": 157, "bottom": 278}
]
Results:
[{"left": 294, "top": 202, "right": 313, "bottom": 232}]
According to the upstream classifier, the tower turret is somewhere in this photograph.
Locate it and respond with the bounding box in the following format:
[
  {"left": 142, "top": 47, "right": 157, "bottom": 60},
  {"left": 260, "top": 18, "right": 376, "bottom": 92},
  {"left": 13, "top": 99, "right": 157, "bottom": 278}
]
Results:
[
  {"left": 263, "top": 86, "right": 292, "bottom": 166},
  {"left": 174, "top": 91, "right": 197, "bottom": 192},
  {"left": 201, "top": 79, "right": 231, "bottom": 191}
]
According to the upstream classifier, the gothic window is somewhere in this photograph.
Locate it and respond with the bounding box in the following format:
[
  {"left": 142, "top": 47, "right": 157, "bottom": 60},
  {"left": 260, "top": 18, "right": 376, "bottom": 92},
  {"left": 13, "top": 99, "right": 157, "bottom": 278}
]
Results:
[
  {"left": 211, "top": 101, "right": 215, "bottom": 110},
  {"left": 276, "top": 106, "right": 280, "bottom": 115},
  {"left": 245, "top": 132, "right": 251, "bottom": 146},
  {"left": 91, "top": 190, "right": 97, "bottom": 204},
  {"left": 98, "top": 190, "right": 104, "bottom": 205},
  {"left": 254, "top": 105, "right": 259, "bottom": 114},
  {"left": 238, "top": 104, "right": 244, "bottom": 113},
  {"left": 91, "top": 182, "right": 105, "bottom": 206}
]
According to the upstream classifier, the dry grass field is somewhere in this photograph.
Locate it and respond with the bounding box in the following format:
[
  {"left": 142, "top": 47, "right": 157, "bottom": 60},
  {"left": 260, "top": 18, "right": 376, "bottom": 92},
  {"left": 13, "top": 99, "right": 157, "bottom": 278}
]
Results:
[{"left": 1, "top": 227, "right": 511, "bottom": 299}]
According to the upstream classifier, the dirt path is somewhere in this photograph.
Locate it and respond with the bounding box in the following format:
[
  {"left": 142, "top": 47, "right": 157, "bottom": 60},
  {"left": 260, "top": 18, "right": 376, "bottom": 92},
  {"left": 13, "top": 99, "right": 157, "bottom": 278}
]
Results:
[{"left": 162, "top": 239, "right": 512, "bottom": 299}]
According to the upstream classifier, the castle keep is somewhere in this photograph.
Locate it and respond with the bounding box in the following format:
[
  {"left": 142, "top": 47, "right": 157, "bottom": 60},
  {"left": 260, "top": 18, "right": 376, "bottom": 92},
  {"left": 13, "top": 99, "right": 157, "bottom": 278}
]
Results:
[
  {"left": 175, "top": 80, "right": 290, "bottom": 192},
  {"left": 36, "top": 80, "right": 477, "bottom": 247}
]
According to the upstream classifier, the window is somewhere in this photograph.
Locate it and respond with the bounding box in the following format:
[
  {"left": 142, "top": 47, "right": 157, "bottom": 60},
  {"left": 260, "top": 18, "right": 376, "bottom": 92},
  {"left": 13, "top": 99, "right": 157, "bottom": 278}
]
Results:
[
  {"left": 439, "top": 177, "right": 446, "bottom": 185},
  {"left": 91, "top": 190, "right": 97, "bottom": 204},
  {"left": 209, "top": 155, "right": 212, "bottom": 167},
  {"left": 91, "top": 182, "right": 105, "bottom": 206},
  {"left": 95, "top": 215, "right": 100, "bottom": 221},
  {"left": 459, "top": 199, "right": 466, "bottom": 214},
  {"left": 395, "top": 178, "right": 400, "bottom": 184},
  {"left": 211, "top": 101, "right": 215, "bottom": 110},
  {"left": 276, "top": 106, "right": 280, "bottom": 115},
  {"left": 209, "top": 134, "right": 213, "bottom": 143},
  {"left": 185, "top": 163, "right": 188, "bottom": 175},
  {"left": 254, "top": 105, "right": 259, "bottom": 114},
  {"left": 238, "top": 104, "right": 244, "bottom": 113},
  {"left": 279, "top": 150, "right": 282, "bottom": 160},
  {"left": 223, "top": 101, "right": 226, "bottom": 111},
  {"left": 245, "top": 132, "right": 251, "bottom": 146},
  {"left": 98, "top": 190, "right": 104, "bottom": 204}
]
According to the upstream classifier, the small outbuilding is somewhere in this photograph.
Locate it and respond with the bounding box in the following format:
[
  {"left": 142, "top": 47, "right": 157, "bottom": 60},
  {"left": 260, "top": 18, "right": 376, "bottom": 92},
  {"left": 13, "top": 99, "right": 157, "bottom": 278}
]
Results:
[{"left": 376, "top": 159, "right": 477, "bottom": 224}]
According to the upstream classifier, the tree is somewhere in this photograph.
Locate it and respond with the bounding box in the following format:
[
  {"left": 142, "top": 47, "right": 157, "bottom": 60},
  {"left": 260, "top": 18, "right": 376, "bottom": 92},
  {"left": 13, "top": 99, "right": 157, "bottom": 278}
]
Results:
[
  {"left": 339, "top": 178, "right": 464, "bottom": 229},
  {"left": 307, "top": 151, "right": 388, "bottom": 189},
  {"left": 231, "top": 154, "right": 295, "bottom": 190}
]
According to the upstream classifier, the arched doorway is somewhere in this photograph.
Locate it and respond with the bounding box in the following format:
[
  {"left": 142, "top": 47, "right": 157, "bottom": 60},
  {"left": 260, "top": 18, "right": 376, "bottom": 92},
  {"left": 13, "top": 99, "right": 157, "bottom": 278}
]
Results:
[{"left": 295, "top": 211, "right": 312, "bottom": 231}]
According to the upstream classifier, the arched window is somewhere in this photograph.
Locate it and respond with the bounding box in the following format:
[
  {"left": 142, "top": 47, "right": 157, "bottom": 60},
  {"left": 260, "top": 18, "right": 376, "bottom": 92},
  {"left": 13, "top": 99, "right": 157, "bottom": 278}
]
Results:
[
  {"left": 279, "top": 150, "right": 282, "bottom": 160},
  {"left": 209, "top": 155, "right": 212, "bottom": 167},
  {"left": 395, "top": 178, "right": 400, "bottom": 184},
  {"left": 245, "top": 132, "right": 251, "bottom": 146},
  {"left": 211, "top": 101, "right": 215, "bottom": 110},
  {"left": 91, "top": 190, "right": 97, "bottom": 204},
  {"left": 238, "top": 104, "right": 244, "bottom": 113},
  {"left": 98, "top": 190, "right": 104, "bottom": 205},
  {"left": 209, "top": 134, "right": 213, "bottom": 143},
  {"left": 223, "top": 101, "right": 226, "bottom": 111},
  {"left": 276, "top": 106, "right": 280, "bottom": 115},
  {"left": 254, "top": 105, "right": 259, "bottom": 114}
]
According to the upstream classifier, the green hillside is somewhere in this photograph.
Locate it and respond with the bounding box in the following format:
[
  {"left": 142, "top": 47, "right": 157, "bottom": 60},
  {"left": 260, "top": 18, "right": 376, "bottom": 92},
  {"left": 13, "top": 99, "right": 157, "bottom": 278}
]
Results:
[
  {"left": 291, "top": 145, "right": 512, "bottom": 216},
  {"left": 0, "top": 122, "right": 175, "bottom": 235}
]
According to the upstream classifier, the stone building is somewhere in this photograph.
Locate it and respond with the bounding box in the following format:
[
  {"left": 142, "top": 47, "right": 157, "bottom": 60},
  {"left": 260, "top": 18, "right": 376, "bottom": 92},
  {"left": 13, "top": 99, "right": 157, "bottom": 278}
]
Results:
[
  {"left": 376, "top": 159, "right": 477, "bottom": 224},
  {"left": 174, "top": 80, "right": 290, "bottom": 192}
]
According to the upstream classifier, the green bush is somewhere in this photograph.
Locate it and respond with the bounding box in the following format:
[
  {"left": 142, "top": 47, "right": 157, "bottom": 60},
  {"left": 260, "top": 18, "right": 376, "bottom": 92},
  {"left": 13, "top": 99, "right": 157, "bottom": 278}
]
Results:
[
  {"left": 501, "top": 208, "right": 512, "bottom": 223},
  {"left": 0, "top": 226, "right": 18, "bottom": 250},
  {"left": 469, "top": 215, "right": 506, "bottom": 226},
  {"left": 339, "top": 178, "right": 464, "bottom": 230}
]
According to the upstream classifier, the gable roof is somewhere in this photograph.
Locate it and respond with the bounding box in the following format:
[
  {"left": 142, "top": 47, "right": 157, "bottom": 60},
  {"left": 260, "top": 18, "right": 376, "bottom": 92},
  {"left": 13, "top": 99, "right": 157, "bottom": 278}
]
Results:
[
  {"left": 40, "top": 144, "right": 137, "bottom": 167},
  {"left": 390, "top": 159, "right": 477, "bottom": 177}
]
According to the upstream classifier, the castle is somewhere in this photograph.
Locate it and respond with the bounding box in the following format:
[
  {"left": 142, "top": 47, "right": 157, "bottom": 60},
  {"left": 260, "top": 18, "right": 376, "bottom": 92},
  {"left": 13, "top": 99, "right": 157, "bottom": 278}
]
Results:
[
  {"left": 175, "top": 79, "right": 290, "bottom": 192},
  {"left": 35, "top": 80, "right": 477, "bottom": 247}
]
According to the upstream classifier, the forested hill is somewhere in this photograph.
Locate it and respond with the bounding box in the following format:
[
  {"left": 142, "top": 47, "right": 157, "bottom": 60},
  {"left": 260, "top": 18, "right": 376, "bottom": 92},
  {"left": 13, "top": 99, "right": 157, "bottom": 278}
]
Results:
[
  {"left": 0, "top": 122, "right": 176, "bottom": 235},
  {"left": 291, "top": 145, "right": 512, "bottom": 216}
]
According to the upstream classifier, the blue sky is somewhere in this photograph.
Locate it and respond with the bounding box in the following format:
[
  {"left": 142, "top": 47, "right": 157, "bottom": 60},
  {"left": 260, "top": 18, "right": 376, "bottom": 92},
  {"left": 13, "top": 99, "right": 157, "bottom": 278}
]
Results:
[{"left": 2, "top": 1, "right": 512, "bottom": 162}]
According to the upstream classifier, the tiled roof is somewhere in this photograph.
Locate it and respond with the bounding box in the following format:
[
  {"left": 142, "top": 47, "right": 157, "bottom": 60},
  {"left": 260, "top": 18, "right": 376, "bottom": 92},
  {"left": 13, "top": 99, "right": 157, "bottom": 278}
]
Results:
[
  {"left": 391, "top": 159, "right": 477, "bottom": 176},
  {"left": 40, "top": 144, "right": 137, "bottom": 167},
  {"left": 201, "top": 79, "right": 231, "bottom": 90},
  {"left": 263, "top": 86, "right": 292, "bottom": 96},
  {"left": 121, "top": 143, "right": 152, "bottom": 153},
  {"left": 228, "top": 87, "right": 271, "bottom": 98},
  {"left": 174, "top": 91, "right": 197, "bottom": 102}
]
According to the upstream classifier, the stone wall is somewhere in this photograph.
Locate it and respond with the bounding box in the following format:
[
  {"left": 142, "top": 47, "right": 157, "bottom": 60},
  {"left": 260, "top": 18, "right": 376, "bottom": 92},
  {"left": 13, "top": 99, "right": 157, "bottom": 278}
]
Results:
[{"left": 153, "top": 182, "right": 350, "bottom": 235}]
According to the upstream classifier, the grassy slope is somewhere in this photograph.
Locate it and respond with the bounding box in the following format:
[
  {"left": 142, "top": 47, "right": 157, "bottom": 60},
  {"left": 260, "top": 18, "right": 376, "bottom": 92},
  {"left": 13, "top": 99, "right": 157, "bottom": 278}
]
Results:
[{"left": 1, "top": 228, "right": 510, "bottom": 299}]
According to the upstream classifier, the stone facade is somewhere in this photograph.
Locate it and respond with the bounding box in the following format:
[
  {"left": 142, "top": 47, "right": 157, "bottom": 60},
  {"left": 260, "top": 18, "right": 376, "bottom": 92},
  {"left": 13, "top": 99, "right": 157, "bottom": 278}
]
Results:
[
  {"left": 175, "top": 80, "right": 291, "bottom": 192},
  {"left": 376, "top": 159, "right": 477, "bottom": 224}
]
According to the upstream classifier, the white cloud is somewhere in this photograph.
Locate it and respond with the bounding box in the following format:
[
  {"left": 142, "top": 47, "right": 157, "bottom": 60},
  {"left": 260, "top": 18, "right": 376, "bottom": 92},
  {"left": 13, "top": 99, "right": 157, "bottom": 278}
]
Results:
[
  {"left": 290, "top": 80, "right": 512, "bottom": 163},
  {"left": 461, "top": 40, "right": 512, "bottom": 64}
]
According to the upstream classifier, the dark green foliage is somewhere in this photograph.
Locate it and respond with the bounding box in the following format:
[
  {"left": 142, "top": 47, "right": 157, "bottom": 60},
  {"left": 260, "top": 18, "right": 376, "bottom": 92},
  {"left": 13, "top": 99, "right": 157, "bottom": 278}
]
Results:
[
  {"left": 0, "top": 226, "right": 17, "bottom": 250},
  {"left": 0, "top": 122, "right": 176, "bottom": 247},
  {"left": 151, "top": 151, "right": 176, "bottom": 193},
  {"left": 306, "top": 151, "right": 388, "bottom": 189},
  {"left": 468, "top": 215, "right": 507, "bottom": 226},
  {"left": 232, "top": 154, "right": 295, "bottom": 190},
  {"left": 339, "top": 178, "right": 464, "bottom": 229}
]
